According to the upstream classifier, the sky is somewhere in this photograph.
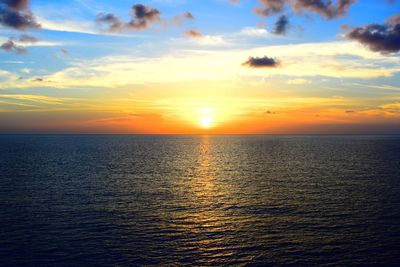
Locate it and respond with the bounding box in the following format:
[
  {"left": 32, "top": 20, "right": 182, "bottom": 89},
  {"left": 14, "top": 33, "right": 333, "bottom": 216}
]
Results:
[{"left": 0, "top": 0, "right": 399, "bottom": 134}]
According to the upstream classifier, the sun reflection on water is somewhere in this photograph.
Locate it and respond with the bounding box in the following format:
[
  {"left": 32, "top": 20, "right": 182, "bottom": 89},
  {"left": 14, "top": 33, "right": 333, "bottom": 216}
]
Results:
[{"left": 171, "top": 135, "right": 245, "bottom": 262}]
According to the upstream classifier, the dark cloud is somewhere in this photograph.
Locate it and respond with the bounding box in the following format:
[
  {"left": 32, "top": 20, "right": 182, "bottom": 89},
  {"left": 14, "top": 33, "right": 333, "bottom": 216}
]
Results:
[
  {"left": 3, "top": 0, "right": 28, "bottom": 10},
  {"left": 273, "top": 15, "right": 289, "bottom": 35},
  {"left": 131, "top": 4, "right": 159, "bottom": 20},
  {"left": 0, "top": 33, "right": 37, "bottom": 55},
  {"left": 60, "top": 48, "right": 69, "bottom": 55},
  {"left": 255, "top": 0, "right": 356, "bottom": 19},
  {"left": 184, "top": 29, "right": 203, "bottom": 38},
  {"left": 293, "top": 0, "right": 356, "bottom": 19},
  {"left": 242, "top": 56, "right": 280, "bottom": 68},
  {"left": 96, "top": 4, "right": 160, "bottom": 32},
  {"left": 255, "top": 0, "right": 286, "bottom": 16},
  {"left": 0, "top": 39, "right": 26, "bottom": 54},
  {"left": 183, "top": 12, "right": 194, "bottom": 19},
  {"left": 346, "top": 14, "right": 400, "bottom": 54},
  {"left": 96, "top": 13, "right": 123, "bottom": 32},
  {"left": 127, "top": 4, "right": 160, "bottom": 30},
  {"left": 16, "top": 33, "right": 37, "bottom": 42},
  {"left": 387, "top": 14, "right": 400, "bottom": 26},
  {"left": 54, "top": 48, "right": 69, "bottom": 58},
  {"left": 170, "top": 12, "right": 194, "bottom": 26},
  {"left": 96, "top": 4, "right": 193, "bottom": 33},
  {"left": 0, "top": 0, "right": 40, "bottom": 29}
]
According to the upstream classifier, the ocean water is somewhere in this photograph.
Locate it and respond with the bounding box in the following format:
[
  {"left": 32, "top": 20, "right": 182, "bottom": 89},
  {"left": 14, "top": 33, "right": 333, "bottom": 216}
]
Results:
[{"left": 0, "top": 135, "right": 399, "bottom": 266}]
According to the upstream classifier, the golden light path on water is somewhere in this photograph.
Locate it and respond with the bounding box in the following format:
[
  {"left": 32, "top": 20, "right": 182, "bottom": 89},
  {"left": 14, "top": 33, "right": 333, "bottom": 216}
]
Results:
[{"left": 167, "top": 136, "right": 254, "bottom": 264}]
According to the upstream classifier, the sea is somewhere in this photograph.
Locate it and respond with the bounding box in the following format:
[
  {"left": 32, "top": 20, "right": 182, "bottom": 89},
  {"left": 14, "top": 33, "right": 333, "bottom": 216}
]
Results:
[{"left": 1, "top": 135, "right": 399, "bottom": 266}]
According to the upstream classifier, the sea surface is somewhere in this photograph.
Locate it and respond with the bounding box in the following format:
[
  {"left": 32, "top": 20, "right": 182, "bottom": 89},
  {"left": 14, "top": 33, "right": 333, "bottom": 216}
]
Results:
[{"left": 1, "top": 135, "right": 399, "bottom": 266}]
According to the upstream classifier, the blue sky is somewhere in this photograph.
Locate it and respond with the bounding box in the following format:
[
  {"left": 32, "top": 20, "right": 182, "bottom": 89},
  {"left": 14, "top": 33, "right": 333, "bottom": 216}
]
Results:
[{"left": 1, "top": 0, "right": 398, "bottom": 74}]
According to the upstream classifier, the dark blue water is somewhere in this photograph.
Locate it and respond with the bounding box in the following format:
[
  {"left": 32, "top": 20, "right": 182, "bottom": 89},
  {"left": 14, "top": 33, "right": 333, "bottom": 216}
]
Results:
[{"left": 1, "top": 135, "right": 399, "bottom": 266}]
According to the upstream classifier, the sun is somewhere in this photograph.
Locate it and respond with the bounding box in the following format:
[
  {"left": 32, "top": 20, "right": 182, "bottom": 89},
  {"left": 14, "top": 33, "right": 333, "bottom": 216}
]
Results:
[{"left": 199, "top": 116, "right": 213, "bottom": 129}]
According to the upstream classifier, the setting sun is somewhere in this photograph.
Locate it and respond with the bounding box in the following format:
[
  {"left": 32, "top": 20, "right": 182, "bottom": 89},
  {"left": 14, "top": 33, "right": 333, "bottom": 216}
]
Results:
[{"left": 199, "top": 116, "right": 213, "bottom": 129}]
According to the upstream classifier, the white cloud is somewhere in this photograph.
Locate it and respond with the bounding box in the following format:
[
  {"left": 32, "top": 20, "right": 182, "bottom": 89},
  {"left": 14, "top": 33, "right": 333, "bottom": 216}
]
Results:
[
  {"left": 20, "top": 68, "right": 31, "bottom": 74},
  {"left": 2, "top": 41, "right": 399, "bottom": 90},
  {"left": 238, "top": 27, "right": 271, "bottom": 38},
  {"left": 287, "top": 78, "right": 312, "bottom": 85}
]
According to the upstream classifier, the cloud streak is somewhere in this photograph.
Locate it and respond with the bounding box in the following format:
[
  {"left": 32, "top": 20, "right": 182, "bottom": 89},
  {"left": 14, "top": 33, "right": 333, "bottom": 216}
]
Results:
[{"left": 2, "top": 41, "right": 399, "bottom": 91}]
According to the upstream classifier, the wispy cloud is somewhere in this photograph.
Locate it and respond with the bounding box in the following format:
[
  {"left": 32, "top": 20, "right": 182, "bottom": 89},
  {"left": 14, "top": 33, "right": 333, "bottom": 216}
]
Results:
[{"left": 37, "top": 16, "right": 99, "bottom": 35}]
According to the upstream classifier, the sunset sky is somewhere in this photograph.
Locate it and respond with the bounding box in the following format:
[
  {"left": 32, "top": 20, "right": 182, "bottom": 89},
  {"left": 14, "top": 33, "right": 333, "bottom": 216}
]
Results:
[{"left": 0, "top": 0, "right": 399, "bottom": 134}]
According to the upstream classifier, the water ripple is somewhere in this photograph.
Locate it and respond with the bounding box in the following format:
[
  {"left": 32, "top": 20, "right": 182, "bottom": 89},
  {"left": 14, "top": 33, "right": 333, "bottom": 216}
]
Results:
[{"left": 0, "top": 135, "right": 399, "bottom": 266}]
